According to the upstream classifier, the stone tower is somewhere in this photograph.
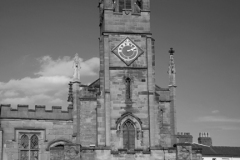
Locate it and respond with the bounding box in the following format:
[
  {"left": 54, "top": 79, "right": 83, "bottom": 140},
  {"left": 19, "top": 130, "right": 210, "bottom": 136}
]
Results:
[{"left": 97, "top": 0, "right": 176, "bottom": 150}]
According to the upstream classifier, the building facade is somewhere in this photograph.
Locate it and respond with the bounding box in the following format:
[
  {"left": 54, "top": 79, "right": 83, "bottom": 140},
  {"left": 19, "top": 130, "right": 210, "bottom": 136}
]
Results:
[{"left": 0, "top": 0, "right": 203, "bottom": 160}]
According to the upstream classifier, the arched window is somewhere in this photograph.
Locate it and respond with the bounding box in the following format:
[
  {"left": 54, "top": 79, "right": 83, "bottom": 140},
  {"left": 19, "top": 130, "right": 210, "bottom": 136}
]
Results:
[
  {"left": 122, "top": 120, "right": 135, "bottom": 150},
  {"left": 125, "top": 77, "right": 131, "bottom": 100},
  {"left": 19, "top": 134, "right": 39, "bottom": 160}
]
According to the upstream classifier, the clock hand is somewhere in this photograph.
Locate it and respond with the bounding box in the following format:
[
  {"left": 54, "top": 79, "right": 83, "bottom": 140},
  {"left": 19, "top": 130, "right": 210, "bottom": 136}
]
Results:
[{"left": 127, "top": 47, "right": 137, "bottom": 52}]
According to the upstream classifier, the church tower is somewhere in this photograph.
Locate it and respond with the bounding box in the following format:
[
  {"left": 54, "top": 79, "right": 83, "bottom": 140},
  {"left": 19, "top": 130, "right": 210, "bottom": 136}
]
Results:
[{"left": 97, "top": 0, "right": 175, "bottom": 150}]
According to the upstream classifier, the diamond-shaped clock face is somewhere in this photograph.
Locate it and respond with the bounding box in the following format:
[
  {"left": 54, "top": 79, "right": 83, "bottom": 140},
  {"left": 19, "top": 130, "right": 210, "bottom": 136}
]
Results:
[{"left": 112, "top": 37, "right": 144, "bottom": 66}]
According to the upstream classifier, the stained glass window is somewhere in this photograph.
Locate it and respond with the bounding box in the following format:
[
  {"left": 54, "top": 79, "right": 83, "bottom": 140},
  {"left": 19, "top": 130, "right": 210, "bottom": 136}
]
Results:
[
  {"left": 122, "top": 120, "right": 135, "bottom": 150},
  {"left": 20, "top": 134, "right": 39, "bottom": 160}
]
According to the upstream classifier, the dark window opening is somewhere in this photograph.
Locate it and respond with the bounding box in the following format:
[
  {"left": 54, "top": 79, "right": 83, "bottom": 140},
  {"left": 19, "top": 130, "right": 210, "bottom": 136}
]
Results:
[
  {"left": 119, "top": 0, "right": 124, "bottom": 12},
  {"left": 136, "top": 0, "right": 142, "bottom": 9},
  {"left": 125, "top": 77, "right": 131, "bottom": 100},
  {"left": 123, "top": 120, "right": 135, "bottom": 150},
  {"left": 50, "top": 144, "right": 64, "bottom": 150}
]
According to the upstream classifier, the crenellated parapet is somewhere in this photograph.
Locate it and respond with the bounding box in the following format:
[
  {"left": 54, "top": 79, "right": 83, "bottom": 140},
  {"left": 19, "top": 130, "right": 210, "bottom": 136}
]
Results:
[{"left": 0, "top": 104, "right": 73, "bottom": 120}]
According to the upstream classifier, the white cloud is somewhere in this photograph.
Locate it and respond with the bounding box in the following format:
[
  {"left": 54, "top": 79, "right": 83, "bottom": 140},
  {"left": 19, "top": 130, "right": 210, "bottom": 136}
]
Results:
[
  {"left": 3, "top": 90, "right": 19, "bottom": 97},
  {"left": 0, "top": 55, "right": 100, "bottom": 107},
  {"left": 0, "top": 76, "right": 70, "bottom": 94},
  {"left": 1, "top": 94, "right": 51, "bottom": 106},
  {"left": 36, "top": 55, "right": 99, "bottom": 77},
  {"left": 49, "top": 98, "right": 64, "bottom": 104},
  {"left": 196, "top": 116, "right": 240, "bottom": 123}
]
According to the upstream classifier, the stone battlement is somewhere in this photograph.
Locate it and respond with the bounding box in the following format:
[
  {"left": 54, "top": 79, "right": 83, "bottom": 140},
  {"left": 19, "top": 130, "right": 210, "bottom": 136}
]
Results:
[{"left": 0, "top": 104, "right": 73, "bottom": 120}]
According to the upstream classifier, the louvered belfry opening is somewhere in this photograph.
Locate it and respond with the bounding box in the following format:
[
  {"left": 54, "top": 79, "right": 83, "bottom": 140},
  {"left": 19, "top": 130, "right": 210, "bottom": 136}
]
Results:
[
  {"left": 119, "top": 0, "right": 132, "bottom": 12},
  {"left": 122, "top": 120, "right": 135, "bottom": 150}
]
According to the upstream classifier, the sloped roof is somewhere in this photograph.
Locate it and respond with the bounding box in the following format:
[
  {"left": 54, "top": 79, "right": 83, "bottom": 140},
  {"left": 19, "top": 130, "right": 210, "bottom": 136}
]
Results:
[
  {"left": 88, "top": 79, "right": 100, "bottom": 88},
  {"left": 155, "top": 85, "right": 169, "bottom": 91},
  {"left": 192, "top": 143, "right": 240, "bottom": 157}
]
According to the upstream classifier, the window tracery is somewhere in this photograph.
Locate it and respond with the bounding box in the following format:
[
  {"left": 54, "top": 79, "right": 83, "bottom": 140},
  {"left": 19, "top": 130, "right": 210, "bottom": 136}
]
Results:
[
  {"left": 122, "top": 120, "right": 135, "bottom": 150},
  {"left": 19, "top": 134, "right": 39, "bottom": 160},
  {"left": 115, "top": 112, "right": 144, "bottom": 150}
]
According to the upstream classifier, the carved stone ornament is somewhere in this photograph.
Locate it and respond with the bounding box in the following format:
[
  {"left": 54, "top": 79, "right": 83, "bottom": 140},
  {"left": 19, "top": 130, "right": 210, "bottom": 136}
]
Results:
[
  {"left": 73, "top": 53, "right": 81, "bottom": 80},
  {"left": 125, "top": 10, "right": 131, "bottom": 15},
  {"left": 168, "top": 55, "right": 176, "bottom": 74},
  {"left": 64, "top": 145, "right": 81, "bottom": 160},
  {"left": 177, "top": 146, "right": 191, "bottom": 160}
]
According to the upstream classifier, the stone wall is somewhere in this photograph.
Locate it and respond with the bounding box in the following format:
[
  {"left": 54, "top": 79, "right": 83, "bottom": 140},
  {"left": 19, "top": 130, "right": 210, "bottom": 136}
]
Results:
[
  {"left": 0, "top": 119, "right": 73, "bottom": 160},
  {"left": 158, "top": 102, "right": 172, "bottom": 147},
  {"left": 79, "top": 100, "right": 97, "bottom": 147},
  {"left": 0, "top": 130, "right": 2, "bottom": 160},
  {"left": 79, "top": 147, "right": 200, "bottom": 160}
]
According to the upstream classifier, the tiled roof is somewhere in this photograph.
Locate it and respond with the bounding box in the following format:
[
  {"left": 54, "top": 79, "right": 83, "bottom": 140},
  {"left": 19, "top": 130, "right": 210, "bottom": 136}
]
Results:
[{"left": 192, "top": 143, "right": 240, "bottom": 157}]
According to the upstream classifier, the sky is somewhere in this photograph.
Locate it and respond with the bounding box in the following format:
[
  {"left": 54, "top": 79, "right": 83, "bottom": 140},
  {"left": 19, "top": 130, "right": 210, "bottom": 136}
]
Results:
[{"left": 0, "top": 0, "right": 240, "bottom": 146}]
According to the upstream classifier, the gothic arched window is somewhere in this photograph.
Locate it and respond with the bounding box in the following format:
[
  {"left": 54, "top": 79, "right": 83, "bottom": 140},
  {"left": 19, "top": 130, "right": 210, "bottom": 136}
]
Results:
[
  {"left": 122, "top": 120, "right": 135, "bottom": 150},
  {"left": 19, "top": 134, "right": 39, "bottom": 160}
]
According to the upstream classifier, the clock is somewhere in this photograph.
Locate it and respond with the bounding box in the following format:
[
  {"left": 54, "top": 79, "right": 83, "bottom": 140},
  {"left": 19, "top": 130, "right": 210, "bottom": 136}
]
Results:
[
  {"left": 112, "top": 37, "right": 144, "bottom": 66},
  {"left": 118, "top": 39, "right": 138, "bottom": 61}
]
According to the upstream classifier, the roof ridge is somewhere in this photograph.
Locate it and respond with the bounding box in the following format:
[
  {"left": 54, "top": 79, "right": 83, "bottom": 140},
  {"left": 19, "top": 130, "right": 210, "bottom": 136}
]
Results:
[{"left": 192, "top": 142, "right": 211, "bottom": 147}]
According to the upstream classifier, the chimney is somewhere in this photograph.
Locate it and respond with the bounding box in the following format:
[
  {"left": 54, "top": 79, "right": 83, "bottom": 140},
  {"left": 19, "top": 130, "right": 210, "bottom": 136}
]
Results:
[
  {"left": 176, "top": 132, "right": 193, "bottom": 143},
  {"left": 198, "top": 132, "right": 212, "bottom": 146}
]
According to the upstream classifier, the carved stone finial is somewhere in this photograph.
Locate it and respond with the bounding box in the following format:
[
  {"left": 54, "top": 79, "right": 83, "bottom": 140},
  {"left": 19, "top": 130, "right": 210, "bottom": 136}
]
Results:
[
  {"left": 169, "top": 48, "right": 175, "bottom": 55},
  {"left": 168, "top": 48, "right": 176, "bottom": 74},
  {"left": 67, "top": 82, "right": 73, "bottom": 103},
  {"left": 73, "top": 53, "right": 81, "bottom": 81}
]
